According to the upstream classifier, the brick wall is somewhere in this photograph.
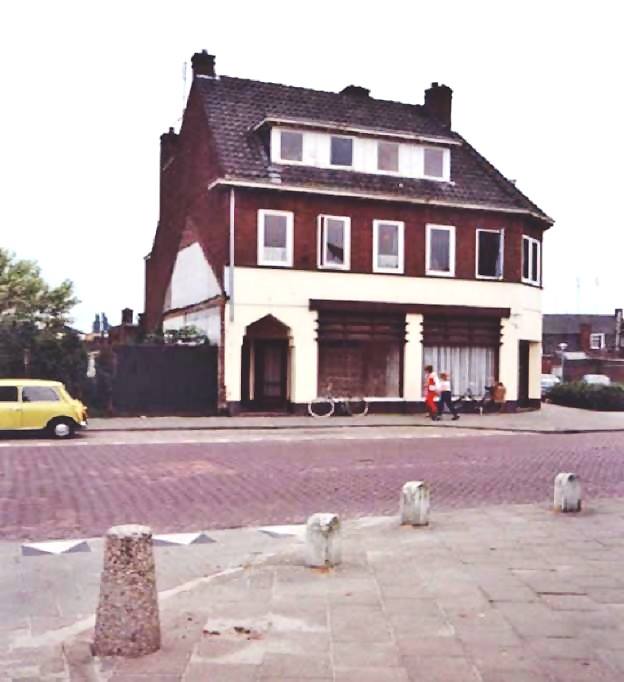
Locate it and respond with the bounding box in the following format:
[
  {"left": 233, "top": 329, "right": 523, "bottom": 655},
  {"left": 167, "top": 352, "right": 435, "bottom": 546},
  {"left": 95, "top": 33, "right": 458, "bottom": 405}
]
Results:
[
  {"left": 232, "top": 187, "right": 544, "bottom": 282},
  {"left": 145, "top": 86, "right": 228, "bottom": 332}
]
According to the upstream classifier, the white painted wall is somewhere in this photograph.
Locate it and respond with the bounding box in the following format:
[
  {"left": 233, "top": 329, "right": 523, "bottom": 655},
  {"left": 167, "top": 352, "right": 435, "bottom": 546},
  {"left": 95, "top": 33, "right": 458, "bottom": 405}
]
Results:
[
  {"left": 270, "top": 127, "right": 451, "bottom": 181},
  {"left": 166, "top": 242, "right": 221, "bottom": 311},
  {"left": 224, "top": 267, "right": 542, "bottom": 403},
  {"left": 163, "top": 307, "right": 221, "bottom": 345}
]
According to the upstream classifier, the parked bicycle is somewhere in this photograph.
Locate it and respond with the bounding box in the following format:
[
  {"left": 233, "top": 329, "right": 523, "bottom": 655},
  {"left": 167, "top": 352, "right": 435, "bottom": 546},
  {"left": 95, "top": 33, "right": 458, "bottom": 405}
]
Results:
[
  {"left": 453, "top": 386, "right": 496, "bottom": 415},
  {"left": 308, "top": 383, "right": 369, "bottom": 417}
]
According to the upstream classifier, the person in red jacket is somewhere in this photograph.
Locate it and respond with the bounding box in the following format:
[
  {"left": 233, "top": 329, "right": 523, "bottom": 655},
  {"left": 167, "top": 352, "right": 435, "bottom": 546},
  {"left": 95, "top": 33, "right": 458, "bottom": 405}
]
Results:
[{"left": 424, "top": 365, "right": 440, "bottom": 421}]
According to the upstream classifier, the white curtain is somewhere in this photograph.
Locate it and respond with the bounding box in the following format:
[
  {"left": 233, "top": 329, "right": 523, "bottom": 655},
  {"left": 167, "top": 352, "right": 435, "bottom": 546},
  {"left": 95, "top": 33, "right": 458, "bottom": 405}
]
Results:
[{"left": 423, "top": 346, "right": 497, "bottom": 397}]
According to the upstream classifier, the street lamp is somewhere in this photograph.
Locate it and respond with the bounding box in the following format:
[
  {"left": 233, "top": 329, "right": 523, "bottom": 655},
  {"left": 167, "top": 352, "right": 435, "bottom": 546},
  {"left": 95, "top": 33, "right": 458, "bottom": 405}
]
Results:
[{"left": 558, "top": 342, "right": 568, "bottom": 382}]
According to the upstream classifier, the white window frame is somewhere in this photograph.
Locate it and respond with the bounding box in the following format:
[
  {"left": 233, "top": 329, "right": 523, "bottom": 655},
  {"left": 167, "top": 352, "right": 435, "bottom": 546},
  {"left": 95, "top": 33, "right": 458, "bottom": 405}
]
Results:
[
  {"left": 521, "top": 235, "right": 541, "bottom": 286},
  {"left": 372, "top": 220, "right": 405, "bottom": 274},
  {"left": 590, "top": 333, "right": 606, "bottom": 350},
  {"left": 425, "top": 224, "right": 456, "bottom": 277},
  {"left": 475, "top": 228, "right": 505, "bottom": 280},
  {"left": 317, "top": 215, "right": 351, "bottom": 271},
  {"left": 329, "top": 135, "right": 354, "bottom": 168},
  {"left": 422, "top": 146, "right": 450, "bottom": 181},
  {"left": 257, "top": 209, "right": 294, "bottom": 267},
  {"left": 277, "top": 129, "right": 305, "bottom": 164}
]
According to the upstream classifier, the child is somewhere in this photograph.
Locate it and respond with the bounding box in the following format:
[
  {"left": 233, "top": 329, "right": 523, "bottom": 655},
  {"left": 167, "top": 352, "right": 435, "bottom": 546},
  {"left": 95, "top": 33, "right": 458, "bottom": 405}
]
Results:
[
  {"left": 438, "top": 372, "right": 460, "bottom": 420},
  {"left": 423, "top": 365, "right": 440, "bottom": 421}
]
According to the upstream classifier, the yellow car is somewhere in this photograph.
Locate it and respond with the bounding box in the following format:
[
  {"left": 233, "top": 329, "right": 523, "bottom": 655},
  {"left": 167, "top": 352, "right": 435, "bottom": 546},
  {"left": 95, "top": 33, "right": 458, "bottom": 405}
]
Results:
[{"left": 0, "top": 379, "right": 88, "bottom": 438}]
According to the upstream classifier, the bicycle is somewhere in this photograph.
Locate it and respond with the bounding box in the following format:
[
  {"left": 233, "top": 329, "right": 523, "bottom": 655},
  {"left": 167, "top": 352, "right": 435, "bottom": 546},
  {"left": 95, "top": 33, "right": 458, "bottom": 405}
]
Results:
[
  {"left": 308, "top": 383, "right": 369, "bottom": 417},
  {"left": 453, "top": 386, "right": 496, "bottom": 415}
]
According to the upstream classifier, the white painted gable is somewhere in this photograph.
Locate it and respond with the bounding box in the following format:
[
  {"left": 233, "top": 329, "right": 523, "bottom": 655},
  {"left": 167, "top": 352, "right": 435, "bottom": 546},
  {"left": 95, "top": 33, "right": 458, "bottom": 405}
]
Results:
[{"left": 166, "top": 242, "right": 222, "bottom": 310}]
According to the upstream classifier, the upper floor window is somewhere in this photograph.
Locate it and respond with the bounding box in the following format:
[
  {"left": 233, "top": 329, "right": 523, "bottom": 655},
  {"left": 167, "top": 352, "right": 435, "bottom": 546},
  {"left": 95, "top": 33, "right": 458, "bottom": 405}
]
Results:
[
  {"left": 590, "top": 333, "right": 606, "bottom": 350},
  {"left": 476, "top": 229, "right": 504, "bottom": 279},
  {"left": 373, "top": 220, "right": 404, "bottom": 274},
  {"left": 318, "top": 215, "right": 350, "bottom": 270},
  {"left": 423, "top": 147, "right": 445, "bottom": 178},
  {"left": 330, "top": 136, "right": 353, "bottom": 167},
  {"left": 522, "top": 236, "right": 541, "bottom": 285},
  {"left": 426, "top": 224, "right": 455, "bottom": 277},
  {"left": 280, "top": 130, "right": 303, "bottom": 162},
  {"left": 257, "top": 210, "right": 293, "bottom": 267},
  {"left": 377, "top": 141, "right": 399, "bottom": 172}
]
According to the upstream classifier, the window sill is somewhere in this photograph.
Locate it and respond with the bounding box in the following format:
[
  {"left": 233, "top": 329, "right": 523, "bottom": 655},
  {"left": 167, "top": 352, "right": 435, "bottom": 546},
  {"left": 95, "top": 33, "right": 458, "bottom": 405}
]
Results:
[
  {"left": 257, "top": 261, "right": 293, "bottom": 268},
  {"left": 426, "top": 270, "right": 455, "bottom": 278}
]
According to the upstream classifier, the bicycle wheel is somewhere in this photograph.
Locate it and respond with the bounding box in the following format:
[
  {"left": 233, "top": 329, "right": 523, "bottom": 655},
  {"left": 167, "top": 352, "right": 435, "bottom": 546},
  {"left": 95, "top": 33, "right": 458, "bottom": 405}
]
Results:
[
  {"left": 345, "top": 397, "right": 368, "bottom": 417},
  {"left": 308, "top": 397, "right": 335, "bottom": 417}
]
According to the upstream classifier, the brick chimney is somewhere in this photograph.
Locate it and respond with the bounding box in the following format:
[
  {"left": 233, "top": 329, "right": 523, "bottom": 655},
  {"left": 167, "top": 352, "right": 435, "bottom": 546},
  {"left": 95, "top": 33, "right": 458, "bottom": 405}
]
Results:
[
  {"left": 160, "top": 127, "right": 178, "bottom": 169},
  {"left": 340, "top": 85, "right": 370, "bottom": 98},
  {"left": 191, "top": 50, "right": 216, "bottom": 78},
  {"left": 424, "top": 82, "right": 453, "bottom": 128},
  {"left": 579, "top": 323, "right": 591, "bottom": 353}
]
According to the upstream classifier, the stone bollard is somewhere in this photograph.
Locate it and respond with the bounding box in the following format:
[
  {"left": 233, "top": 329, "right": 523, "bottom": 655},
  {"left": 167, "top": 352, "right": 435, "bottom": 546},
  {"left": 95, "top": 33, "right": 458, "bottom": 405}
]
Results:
[
  {"left": 554, "top": 473, "right": 582, "bottom": 513},
  {"left": 93, "top": 525, "right": 161, "bottom": 657},
  {"left": 400, "top": 481, "right": 430, "bottom": 526},
  {"left": 305, "top": 513, "right": 341, "bottom": 567}
]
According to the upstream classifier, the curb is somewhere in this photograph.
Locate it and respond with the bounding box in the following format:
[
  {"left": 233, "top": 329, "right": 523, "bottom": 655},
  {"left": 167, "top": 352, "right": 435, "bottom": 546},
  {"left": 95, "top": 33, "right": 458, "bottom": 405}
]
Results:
[{"left": 86, "top": 422, "right": 624, "bottom": 436}]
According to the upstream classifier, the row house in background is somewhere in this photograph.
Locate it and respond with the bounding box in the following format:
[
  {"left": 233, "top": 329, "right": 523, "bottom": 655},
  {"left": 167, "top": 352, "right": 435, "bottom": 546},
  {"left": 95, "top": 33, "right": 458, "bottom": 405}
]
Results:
[
  {"left": 145, "top": 50, "right": 553, "bottom": 413},
  {"left": 542, "top": 310, "right": 624, "bottom": 382}
]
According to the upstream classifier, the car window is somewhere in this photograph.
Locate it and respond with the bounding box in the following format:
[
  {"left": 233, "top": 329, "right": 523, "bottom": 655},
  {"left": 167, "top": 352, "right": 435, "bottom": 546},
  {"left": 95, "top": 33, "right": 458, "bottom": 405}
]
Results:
[
  {"left": 22, "top": 386, "right": 61, "bottom": 402},
  {"left": 0, "top": 386, "right": 18, "bottom": 402}
]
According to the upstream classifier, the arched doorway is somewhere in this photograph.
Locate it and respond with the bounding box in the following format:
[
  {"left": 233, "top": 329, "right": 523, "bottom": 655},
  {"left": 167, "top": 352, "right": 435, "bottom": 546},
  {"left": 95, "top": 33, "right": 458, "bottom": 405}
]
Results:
[{"left": 241, "top": 315, "right": 291, "bottom": 411}]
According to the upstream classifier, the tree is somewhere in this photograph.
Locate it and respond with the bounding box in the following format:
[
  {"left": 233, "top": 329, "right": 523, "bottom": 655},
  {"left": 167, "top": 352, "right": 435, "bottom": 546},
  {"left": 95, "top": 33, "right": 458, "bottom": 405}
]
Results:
[
  {"left": 0, "top": 248, "right": 77, "bottom": 328},
  {"left": 0, "top": 249, "right": 86, "bottom": 390}
]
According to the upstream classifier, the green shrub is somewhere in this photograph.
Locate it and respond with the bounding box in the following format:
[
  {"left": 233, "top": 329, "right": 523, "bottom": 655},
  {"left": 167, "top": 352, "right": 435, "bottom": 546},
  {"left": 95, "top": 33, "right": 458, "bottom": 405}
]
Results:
[{"left": 548, "top": 381, "right": 624, "bottom": 411}]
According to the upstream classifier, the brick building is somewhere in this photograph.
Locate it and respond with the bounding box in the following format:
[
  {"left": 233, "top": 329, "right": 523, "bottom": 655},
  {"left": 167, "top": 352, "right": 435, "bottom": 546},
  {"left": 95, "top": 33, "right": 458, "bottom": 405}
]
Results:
[
  {"left": 542, "top": 310, "right": 624, "bottom": 382},
  {"left": 145, "top": 51, "right": 553, "bottom": 413}
]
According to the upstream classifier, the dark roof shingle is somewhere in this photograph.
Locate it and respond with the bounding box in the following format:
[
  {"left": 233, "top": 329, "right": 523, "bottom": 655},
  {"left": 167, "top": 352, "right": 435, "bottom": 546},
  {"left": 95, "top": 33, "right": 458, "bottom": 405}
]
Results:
[{"left": 196, "top": 76, "right": 551, "bottom": 223}]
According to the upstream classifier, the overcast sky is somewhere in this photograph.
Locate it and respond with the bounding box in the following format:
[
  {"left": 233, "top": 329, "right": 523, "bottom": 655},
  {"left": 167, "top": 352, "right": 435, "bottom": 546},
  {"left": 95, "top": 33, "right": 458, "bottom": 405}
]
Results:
[{"left": 1, "top": 1, "right": 622, "bottom": 331}]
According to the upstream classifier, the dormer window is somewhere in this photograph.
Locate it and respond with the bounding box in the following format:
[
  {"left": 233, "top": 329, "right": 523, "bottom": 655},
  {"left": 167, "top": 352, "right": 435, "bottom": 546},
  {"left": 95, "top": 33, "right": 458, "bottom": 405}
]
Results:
[
  {"left": 330, "top": 136, "right": 353, "bottom": 167},
  {"left": 377, "top": 141, "right": 399, "bottom": 172},
  {"left": 280, "top": 130, "right": 303, "bottom": 162},
  {"left": 423, "top": 147, "right": 445, "bottom": 178}
]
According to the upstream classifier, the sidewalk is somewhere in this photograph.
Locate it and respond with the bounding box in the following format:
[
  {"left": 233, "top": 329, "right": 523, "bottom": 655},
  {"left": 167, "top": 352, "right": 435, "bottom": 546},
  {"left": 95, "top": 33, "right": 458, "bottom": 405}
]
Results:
[
  {"left": 4, "top": 498, "right": 624, "bottom": 681},
  {"left": 89, "top": 403, "right": 624, "bottom": 434}
]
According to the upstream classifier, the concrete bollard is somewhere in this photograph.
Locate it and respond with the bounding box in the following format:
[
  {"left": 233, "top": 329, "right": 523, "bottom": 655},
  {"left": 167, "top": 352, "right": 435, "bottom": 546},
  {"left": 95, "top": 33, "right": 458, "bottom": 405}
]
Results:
[
  {"left": 554, "top": 473, "right": 582, "bottom": 513},
  {"left": 93, "top": 525, "right": 161, "bottom": 657},
  {"left": 400, "top": 481, "right": 430, "bottom": 526},
  {"left": 305, "top": 513, "right": 341, "bottom": 567}
]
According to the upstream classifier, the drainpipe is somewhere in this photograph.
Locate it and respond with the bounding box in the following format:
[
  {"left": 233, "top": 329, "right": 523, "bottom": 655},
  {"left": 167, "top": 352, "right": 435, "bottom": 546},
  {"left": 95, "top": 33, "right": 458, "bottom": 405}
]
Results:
[{"left": 229, "top": 188, "right": 235, "bottom": 322}]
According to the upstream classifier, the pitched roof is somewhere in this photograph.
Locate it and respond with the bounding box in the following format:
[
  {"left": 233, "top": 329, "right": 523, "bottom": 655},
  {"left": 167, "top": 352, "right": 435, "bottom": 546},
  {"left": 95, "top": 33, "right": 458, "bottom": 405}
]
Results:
[
  {"left": 195, "top": 75, "right": 552, "bottom": 224},
  {"left": 543, "top": 314, "right": 616, "bottom": 335}
]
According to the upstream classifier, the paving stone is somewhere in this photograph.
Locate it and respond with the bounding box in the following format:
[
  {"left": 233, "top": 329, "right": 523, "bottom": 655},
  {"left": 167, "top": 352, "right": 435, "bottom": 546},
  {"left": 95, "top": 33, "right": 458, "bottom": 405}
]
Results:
[
  {"left": 257, "top": 652, "right": 331, "bottom": 678},
  {"left": 329, "top": 604, "right": 393, "bottom": 642},
  {"left": 182, "top": 663, "right": 258, "bottom": 682},
  {"left": 334, "top": 668, "right": 409, "bottom": 682},
  {"left": 332, "top": 641, "right": 401, "bottom": 668},
  {"left": 403, "top": 655, "right": 481, "bottom": 681}
]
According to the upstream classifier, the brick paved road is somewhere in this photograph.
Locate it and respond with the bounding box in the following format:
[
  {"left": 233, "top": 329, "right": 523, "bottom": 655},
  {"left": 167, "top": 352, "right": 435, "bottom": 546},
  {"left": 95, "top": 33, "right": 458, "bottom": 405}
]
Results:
[{"left": 1, "top": 431, "right": 624, "bottom": 541}]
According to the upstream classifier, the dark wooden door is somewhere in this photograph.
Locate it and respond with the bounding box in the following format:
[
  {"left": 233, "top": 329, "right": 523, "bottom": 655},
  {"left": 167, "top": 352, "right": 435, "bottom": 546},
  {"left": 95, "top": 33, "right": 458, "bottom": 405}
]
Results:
[
  {"left": 254, "top": 340, "right": 288, "bottom": 408},
  {"left": 518, "top": 340, "right": 530, "bottom": 407}
]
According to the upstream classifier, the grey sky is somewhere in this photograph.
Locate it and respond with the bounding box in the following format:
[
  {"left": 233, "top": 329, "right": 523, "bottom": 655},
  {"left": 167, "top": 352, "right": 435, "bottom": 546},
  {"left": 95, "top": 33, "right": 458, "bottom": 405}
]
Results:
[{"left": 1, "top": 0, "right": 622, "bottom": 332}]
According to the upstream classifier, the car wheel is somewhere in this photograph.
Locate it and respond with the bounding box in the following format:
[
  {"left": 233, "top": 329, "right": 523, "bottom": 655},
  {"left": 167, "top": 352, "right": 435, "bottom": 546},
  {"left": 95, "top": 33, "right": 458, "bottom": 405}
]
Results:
[{"left": 48, "top": 418, "right": 75, "bottom": 439}]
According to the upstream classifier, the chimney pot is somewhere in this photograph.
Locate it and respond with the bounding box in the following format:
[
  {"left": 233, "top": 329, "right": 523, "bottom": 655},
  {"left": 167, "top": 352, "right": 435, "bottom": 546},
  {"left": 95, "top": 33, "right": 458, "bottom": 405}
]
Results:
[
  {"left": 424, "top": 82, "right": 453, "bottom": 128},
  {"left": 191, "top": 50, "right": 216, "bottom": 78}
]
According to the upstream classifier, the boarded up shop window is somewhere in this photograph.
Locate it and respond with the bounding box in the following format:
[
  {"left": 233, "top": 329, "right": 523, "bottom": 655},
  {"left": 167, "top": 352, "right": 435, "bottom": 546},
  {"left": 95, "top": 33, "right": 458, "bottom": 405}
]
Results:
[{"left": 317, "top": 313, "right": 405, "bottom": 397}]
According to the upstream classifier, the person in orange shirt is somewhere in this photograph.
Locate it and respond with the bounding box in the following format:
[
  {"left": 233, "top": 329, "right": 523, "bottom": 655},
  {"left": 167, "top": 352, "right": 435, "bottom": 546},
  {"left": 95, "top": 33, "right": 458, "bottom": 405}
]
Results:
[{"left": 424, "top": 365, "right": 440, "bottom": 421}]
